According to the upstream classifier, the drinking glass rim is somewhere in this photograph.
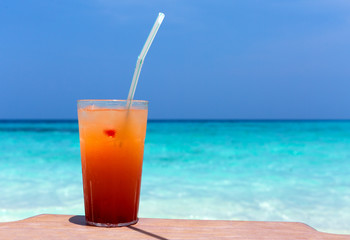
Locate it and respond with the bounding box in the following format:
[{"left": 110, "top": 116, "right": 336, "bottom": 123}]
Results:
[{"left": 77, "top": 99, "right": 148, "bottom": 104}]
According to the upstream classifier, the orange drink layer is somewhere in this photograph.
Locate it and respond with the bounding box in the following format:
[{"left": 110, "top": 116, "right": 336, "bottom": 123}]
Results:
[{"left": 77, "top": 100, "right": 148, "bottom": 227}]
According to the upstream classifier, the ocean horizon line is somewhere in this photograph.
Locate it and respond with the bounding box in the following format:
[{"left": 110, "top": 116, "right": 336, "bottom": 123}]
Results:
[{"left": 1, "top": 119, "right": 350, "bottom": 123}]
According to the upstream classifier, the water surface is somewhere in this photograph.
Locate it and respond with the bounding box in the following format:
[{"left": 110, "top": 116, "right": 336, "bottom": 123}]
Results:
[{"left": 0, "top": 120, "right": 349, "bottom": 234}]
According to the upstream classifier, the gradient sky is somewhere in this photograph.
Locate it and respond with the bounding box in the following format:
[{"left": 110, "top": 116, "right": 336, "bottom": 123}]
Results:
[{"left": 1, "top": 0, "right": 350, "bottom": 119}]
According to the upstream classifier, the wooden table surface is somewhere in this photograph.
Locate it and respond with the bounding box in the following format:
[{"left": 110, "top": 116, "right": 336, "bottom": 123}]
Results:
[{"left": 0, "top": 214, "right": 349, "bottom": 240}]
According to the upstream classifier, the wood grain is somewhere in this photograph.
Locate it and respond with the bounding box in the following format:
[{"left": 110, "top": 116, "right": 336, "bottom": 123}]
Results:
[{"left": 0, "top": 214, "right": 349, "bottom": 240}]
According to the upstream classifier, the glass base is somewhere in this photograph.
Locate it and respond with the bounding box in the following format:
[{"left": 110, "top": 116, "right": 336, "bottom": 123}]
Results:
[{"left": 86, "top": 218, "right": 138, "bottom": 227}]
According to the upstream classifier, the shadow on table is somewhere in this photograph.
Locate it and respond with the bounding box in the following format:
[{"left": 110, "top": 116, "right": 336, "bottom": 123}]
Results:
[
  {"left": 69, "top": 216, "right": 87, "bottom": 226},
  {"left": 68, "top": 216, "right": 169, "bottom": 240},
  {"left": 127, "top": 225, "right": 169, "bottom": 240}
]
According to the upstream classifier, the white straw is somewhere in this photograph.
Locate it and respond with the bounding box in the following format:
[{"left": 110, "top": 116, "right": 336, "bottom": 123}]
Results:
[{"left": 127, "top": 12, "right": 165, "bottom": 107}]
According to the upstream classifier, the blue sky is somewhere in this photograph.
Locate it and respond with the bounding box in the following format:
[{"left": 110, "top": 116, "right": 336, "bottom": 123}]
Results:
[{"left": 1, "top": 0, "right": 350, "bottom": 119}]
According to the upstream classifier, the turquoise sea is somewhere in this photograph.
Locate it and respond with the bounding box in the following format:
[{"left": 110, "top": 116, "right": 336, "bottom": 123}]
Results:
[{"left": 0, "top": 120, "right": 349, "bottom": 234}]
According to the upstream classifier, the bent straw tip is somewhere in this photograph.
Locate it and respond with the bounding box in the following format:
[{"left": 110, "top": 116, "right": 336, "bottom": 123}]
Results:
[{"left": 158, "top": 12, "right": 165, "bottom": 22}]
